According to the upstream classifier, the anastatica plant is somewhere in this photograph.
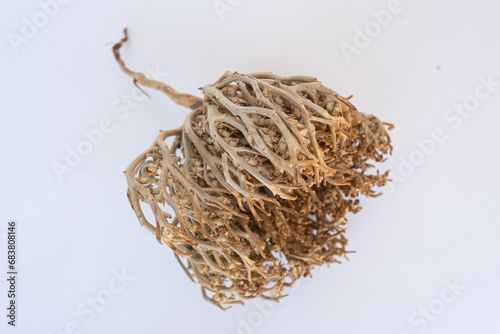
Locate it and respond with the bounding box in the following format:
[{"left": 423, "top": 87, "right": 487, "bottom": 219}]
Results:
[{"left": 114, "top": 29, "right": 394, "bottom": 310}]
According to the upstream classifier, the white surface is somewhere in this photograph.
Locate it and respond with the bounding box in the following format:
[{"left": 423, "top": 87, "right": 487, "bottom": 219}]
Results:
[{"left": 1, "top": 0, "right": 500, "bottom": 333}]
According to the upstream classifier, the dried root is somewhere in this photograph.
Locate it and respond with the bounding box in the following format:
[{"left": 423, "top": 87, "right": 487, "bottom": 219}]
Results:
[{"left": 114, "top": 29, "right": 394, "bottom": 310}]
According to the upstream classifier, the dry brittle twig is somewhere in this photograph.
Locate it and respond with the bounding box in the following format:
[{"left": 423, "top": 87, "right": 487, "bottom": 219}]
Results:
[{"left": 114, "top": 29, "right": 393, "bottom": 310}]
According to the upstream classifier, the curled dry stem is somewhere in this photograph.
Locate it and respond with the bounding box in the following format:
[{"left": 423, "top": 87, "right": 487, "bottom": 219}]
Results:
[{"left": 115, "top": 30, "right": 394, "bottom": 309}]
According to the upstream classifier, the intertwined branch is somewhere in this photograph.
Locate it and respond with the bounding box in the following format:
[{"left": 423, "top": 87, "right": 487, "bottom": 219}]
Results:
[{"left": 114, "top": 29, "right": 394, "bottom": 309}]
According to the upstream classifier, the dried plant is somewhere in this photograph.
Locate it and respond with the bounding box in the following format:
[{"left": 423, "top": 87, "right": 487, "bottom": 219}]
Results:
[{"left": 113, "top": 29, "right": 394, "bottom": 309}]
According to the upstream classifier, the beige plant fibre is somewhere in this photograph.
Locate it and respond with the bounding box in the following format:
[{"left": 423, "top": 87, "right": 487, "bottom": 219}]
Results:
[{"left": 113, "top": 29, "right": 393, "bottom": 310}]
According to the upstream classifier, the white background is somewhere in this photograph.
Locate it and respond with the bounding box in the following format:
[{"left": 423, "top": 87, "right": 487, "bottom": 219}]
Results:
[{"left": 1, "top": 0, "right": 500, "bottom": 333}]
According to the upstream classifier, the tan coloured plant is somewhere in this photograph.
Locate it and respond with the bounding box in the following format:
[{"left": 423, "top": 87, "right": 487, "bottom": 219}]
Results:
[{"left": 113, "top": 29, "right": 393, "bottom": 310}]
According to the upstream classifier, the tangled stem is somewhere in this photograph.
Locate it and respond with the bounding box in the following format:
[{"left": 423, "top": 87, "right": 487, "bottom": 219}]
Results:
[{"left": 115, "top": 30, "right": 393, "bottom": 309}]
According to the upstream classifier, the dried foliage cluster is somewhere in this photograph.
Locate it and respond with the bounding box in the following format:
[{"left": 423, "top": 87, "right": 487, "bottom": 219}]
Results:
[{"left": 114, "top": 30, "right": 393, "bottom": 309}]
